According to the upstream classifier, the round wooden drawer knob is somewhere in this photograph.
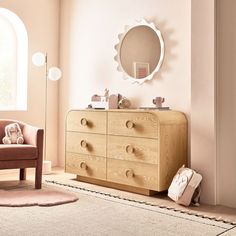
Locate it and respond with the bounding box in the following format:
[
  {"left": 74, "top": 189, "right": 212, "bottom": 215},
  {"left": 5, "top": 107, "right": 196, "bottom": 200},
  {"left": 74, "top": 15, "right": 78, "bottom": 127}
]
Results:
[
  {"left": 126, "top": 145, "right": 134, "bottom": 154},
  {"left": 125, "top": 120, "right": 135, "bottom": 129},
  {"left": 80, "top": 161, "right": 87, "bottom": 170},
  {"left": 125, "top": 169, "right": 135, "bottom": 178},
  {"left": 80, "top": 140, "right": 87, "bottom": 148},
  {"left": 80, "top": 118, "right": 88, "bottom": 126}
]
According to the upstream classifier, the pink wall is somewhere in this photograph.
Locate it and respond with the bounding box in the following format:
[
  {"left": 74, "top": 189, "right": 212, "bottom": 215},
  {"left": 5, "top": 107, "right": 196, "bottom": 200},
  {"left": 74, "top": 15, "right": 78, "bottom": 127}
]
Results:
[
  {"left": 0, "top": 0, "right": 60, "bottom": 166},
  {"left": 217, "top": 0, "right": 236, "bottom": 208},
  {"left": 191, "top": 0, "right": 216, "bottom": 204}
]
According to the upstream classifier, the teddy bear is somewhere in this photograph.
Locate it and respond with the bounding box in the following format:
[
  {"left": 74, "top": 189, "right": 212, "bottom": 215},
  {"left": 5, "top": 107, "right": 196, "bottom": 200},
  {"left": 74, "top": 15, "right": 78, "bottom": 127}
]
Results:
[{"left": 2, "top": 123, "right": 24, "bottom": 144}]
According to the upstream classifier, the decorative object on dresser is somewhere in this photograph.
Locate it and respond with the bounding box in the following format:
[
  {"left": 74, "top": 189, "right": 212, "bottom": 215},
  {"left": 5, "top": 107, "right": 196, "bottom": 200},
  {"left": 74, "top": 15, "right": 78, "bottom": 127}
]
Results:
[
  {"left": 91, "top": 89, "right": 110, "bottom": 109},
  {"left": 153, "top": 97, "right": 165, "bottom": 108},
  {"left": 89, "top": 90, "right": 131, "bottom": 109},
  {"left": 108, "top": 94, "right": 120, "bottom": 109},
  {"left": 118, "top": 97, "right": 131, "bottom": 109},
  {"left": 140, "top": 96, "right": 169, "bottom": 110},
  {"left": 65, "top": 109, "right": 187, "bottom": 195}
]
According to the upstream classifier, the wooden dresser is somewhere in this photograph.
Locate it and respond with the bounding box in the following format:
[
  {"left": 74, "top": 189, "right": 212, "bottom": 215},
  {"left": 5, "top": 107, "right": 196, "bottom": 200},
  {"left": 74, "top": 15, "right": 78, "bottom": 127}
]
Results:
[{"left": 65, "top": 109, "right": 187, "bottom": 195}]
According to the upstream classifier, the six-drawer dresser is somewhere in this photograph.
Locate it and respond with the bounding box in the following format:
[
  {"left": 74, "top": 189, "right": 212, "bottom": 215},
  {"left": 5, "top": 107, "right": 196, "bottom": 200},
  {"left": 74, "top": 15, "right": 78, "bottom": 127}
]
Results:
[{"left": 65, "top": 109, "right": 187, "bottom": 195}]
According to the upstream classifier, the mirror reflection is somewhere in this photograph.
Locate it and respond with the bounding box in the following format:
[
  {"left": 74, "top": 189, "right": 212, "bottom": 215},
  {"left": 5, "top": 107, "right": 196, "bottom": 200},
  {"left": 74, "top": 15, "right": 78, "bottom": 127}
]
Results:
[
  {"left": 115, "top": 19, "right": 164, "bottom": 84},
  {"left": 120, "top": 25, "right": 161, "bottom": 79}
]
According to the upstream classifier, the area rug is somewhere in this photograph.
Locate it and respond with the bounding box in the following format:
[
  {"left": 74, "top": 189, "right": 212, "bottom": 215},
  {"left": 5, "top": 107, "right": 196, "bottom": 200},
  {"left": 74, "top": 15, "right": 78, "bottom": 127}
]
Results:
[
  {"left": 46, "top": 179, "right": 236, "bottom": 225},
  {"left": 0, "top": 188, "right": 78, "bottom": 207},
  {"left": 33, "top": 180, "right": 235, "bottom": 236},
  {"left": 0, "top": 181, "right": 235, "bottom": 235}
]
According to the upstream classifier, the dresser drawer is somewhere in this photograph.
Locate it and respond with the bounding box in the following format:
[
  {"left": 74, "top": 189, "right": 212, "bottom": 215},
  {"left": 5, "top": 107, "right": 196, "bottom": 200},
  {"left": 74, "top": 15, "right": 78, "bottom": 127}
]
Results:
[
  {"left": 66, "top": 132, "right": 106, "bottom": 157},
  {"left": 66, "top": 153, "right": 106, "bottom": 180},
  {"left": 108, "top": 112, "right": 158, "bottom": 138},
  {"left": 107, "top": 159, "right": 158, "bottom": 190},
  {"left": 107, "top": 135, "right": 158, "bottom": 164},
  {"left": 67, "top": 110, "right": 106, "bottom": 134}
]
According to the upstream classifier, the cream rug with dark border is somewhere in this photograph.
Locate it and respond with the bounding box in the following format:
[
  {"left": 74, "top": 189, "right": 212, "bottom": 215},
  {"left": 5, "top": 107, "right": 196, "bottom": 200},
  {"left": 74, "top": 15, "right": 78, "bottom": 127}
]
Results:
[
  {"left": 40, "top": 180, "right": 234, "bottom": 236},
  {"left": 0, "top": 180, "right": 235, "bottom": 235}
]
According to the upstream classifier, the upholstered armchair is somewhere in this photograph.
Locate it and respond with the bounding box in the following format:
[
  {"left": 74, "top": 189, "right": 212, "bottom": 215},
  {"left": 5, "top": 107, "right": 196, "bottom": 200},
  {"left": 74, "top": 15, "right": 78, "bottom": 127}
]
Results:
[{"left": 0, "top": 119, "right": 44, "bottom": 189}]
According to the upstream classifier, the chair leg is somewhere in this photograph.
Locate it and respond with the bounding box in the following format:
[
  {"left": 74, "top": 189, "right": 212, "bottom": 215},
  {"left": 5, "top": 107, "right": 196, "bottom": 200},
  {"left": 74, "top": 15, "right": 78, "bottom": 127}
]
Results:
[
  {"left": 20, "top": 168, "right": 26, "bottom": 180},
  {"left": 35, "top": 165, "right": 42, "bottom": 189}
]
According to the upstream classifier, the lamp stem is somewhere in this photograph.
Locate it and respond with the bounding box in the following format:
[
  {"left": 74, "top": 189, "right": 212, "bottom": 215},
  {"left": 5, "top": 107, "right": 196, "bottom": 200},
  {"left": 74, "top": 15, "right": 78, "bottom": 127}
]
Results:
[{"left": 44, "top": 53, "right": 48, "bottom": 162}]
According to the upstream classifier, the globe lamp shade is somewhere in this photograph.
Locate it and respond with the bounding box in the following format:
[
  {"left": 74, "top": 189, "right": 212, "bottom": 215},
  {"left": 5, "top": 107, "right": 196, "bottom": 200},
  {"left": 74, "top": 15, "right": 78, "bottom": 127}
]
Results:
[
  {"left": 32, "top": 52, "right": 46, "bottom": 67},
  {"left": 48, "top": 67, "right": 62, "bottom": 81}
]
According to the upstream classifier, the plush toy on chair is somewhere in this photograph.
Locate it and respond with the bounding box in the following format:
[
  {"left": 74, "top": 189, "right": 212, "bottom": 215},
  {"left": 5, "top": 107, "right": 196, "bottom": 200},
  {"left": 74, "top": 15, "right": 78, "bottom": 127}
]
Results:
[{"left": 2, "top": 123, "right": 24, "bottom": 144}]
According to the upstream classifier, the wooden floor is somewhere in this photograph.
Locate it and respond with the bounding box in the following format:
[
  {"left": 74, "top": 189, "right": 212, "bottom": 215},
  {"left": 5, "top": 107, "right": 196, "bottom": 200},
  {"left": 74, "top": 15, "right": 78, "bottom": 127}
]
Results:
[{"left": 0, "top": 167, "right": 236, "bottom": 223}]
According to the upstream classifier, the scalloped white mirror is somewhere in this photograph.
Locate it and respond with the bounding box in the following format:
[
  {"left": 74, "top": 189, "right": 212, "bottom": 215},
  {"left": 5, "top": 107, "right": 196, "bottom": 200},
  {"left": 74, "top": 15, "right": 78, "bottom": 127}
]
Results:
[{"left": 114, "top": 19, "right": 164, "bottom": 84}]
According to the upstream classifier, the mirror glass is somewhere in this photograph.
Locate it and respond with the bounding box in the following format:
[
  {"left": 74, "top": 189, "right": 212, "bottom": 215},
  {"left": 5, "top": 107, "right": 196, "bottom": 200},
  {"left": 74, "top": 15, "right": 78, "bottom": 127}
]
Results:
[{"left": 115, "top": 19, "right": 164, "bottom": 84}]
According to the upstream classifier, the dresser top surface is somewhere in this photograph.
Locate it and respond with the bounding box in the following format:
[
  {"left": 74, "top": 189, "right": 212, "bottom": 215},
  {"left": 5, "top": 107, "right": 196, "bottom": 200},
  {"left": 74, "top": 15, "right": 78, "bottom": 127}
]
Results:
[
  {"left": 68, "top": 108, "right": 181, "bottom": 114},
  {"left": 67, "top": 109, "right": 187, "bottom": 124}
]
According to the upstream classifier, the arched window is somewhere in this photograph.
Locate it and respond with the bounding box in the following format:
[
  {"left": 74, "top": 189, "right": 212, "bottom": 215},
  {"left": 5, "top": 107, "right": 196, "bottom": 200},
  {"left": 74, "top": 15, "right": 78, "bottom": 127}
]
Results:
[{"left": 0, "top": 8, "right": 28, "bottom": 111}]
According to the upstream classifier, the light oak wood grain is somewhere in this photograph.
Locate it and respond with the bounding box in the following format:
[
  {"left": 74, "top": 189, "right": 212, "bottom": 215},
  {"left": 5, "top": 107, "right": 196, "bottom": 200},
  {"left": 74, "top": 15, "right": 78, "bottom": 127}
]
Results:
[
  {"left": 76, "top": 176, "right": 157, "bottom": 195},
  {"left": 107, "top": 135, "right": 158, "bottom": 164},
  {"left": 65, "top": 109, "right": 187, "bottom": 194},
  {"left": 107, "top": 158, "right": 158, "bottom": 190},
  {"left": 108, "top": 112, "right": 158, "bottom": 138},
  {"left": 158, "top": 124, "right": 188, "bottom": 191},
  {"left": 66, "top": 153, "right": 106, "bottom": 180},
  {"left": 66, "top": 132, "right": 106, "bottom": 157},
  {"left": 67, "top": 110, "right": 106, "bottom": 134}
]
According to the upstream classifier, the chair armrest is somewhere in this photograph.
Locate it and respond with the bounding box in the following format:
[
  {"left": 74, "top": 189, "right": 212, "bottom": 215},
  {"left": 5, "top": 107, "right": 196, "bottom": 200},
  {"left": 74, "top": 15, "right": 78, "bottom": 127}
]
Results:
[
  {"left": 23, "top": 125, "right": 44, "bottom": 147},
  {"left": 23, "top": 125, "right": 44, "bottom": 162}
]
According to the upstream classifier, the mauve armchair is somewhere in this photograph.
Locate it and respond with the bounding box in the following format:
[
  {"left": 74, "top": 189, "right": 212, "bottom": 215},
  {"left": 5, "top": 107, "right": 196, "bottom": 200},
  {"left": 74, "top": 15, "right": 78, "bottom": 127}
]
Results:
[{"left": 0, "top": 119, "right": 44, "bottom": 189}]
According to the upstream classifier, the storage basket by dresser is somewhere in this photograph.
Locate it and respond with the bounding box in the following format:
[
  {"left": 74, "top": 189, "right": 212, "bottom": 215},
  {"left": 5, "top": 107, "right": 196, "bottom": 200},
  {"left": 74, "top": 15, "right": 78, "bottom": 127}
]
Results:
[{"left": 65, "top": 109, "right": 187, "bottom": 195}]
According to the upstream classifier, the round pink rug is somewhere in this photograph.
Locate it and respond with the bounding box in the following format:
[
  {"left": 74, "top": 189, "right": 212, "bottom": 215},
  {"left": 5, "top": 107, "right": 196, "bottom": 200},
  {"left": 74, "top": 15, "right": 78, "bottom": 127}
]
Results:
[{"left": 0, "top": 189, "right": 78, "bottom": 207}]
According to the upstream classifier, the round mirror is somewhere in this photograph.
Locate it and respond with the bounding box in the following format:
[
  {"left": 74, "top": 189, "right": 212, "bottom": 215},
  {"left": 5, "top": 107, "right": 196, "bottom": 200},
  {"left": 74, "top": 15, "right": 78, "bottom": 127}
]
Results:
[{"left": 114, "top": 19, "right": 164, "bottom": 84}]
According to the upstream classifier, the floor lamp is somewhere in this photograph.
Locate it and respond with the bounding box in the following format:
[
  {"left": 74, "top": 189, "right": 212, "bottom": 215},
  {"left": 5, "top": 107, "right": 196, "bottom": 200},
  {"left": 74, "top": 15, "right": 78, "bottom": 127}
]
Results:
[{"left": 32, "top": 52, "right": 62, "bottom": 174}]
